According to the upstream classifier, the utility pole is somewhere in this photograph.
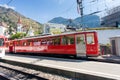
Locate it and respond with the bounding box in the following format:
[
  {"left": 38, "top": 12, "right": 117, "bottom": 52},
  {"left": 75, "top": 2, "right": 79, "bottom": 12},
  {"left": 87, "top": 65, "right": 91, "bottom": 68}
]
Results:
[{"left": 77, "top": 0, "right": 83, "bottom": 29}]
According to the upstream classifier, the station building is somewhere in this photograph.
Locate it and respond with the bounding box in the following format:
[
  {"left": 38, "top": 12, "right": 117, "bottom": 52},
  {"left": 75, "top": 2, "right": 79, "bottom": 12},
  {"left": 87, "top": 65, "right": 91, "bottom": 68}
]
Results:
[
  {"left": 101, "top": 6, "right": 120, "bottom": 28},
  {"left": 0, "top": 22, "right": 8, "bottom": 36},
  {"left": 110, "top": 36, "right": 120, "bottom": 56},
  {"left": 43, "top": 23, "right": 66, "bottom": 34}
]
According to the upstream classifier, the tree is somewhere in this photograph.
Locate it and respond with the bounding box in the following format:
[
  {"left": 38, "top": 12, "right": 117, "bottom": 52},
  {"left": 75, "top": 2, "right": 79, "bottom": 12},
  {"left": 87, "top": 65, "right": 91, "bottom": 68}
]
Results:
[{"left": 10, "top": 32, "right": 26, "bottom": 40}]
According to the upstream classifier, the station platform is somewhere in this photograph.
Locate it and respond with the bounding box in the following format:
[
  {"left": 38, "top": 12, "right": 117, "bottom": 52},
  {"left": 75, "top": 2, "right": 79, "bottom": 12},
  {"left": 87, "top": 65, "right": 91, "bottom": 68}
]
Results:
[
  {"left": 101, "top": 55, "right": 120, "bottom": 61},
  {"left": 0, "top": 54, "right": 120, "bottom": 80},
  {"left": 91, "top": 54, "right": 120, "bottom": 64}
]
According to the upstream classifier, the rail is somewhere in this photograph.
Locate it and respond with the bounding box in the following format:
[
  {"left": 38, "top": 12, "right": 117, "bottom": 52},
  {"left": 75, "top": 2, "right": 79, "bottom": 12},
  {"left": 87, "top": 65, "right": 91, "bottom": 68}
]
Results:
[{"left": 0, "top": 62, "right": 47, "bottom": 80}]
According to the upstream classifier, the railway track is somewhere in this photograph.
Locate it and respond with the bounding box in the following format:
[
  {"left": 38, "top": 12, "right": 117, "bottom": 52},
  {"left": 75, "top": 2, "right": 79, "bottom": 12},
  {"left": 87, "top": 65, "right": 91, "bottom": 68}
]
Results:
[
  {"left": 0, "top": 62, "right": 70, "bottom": 80},
  {"left": 0, "top": 73, "right": 10, "bottom": 80},
  {"left": 1, "top": 54, "right": 119, "bottom": 80},
  {"left": 0, "top": 62, "right": 47, "bottom": 80}
]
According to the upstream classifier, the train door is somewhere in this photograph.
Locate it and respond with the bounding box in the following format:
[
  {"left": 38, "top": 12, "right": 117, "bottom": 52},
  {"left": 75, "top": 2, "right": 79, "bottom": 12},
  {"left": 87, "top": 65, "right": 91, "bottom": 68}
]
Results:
[
  {"left": 86, "top": 32, "right": 99, "bottom": 56},
  {"left": 76, "top": 34, "right": 86, "bottom": 57},
  {"left": 9, "top": 41, "right": 14, "bottom": 53},
  {"left": 0, "top": 38, "right": 5, "bottom": 57},
  {"left": 111, "top": 40, "right": 116, "bottom": 55}
]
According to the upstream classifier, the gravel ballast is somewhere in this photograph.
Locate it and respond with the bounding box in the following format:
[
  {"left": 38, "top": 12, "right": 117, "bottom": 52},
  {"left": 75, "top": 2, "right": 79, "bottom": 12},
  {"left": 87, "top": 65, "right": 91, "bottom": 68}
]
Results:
[{"left": 0, "top": 62, "right": 71, "bottom": 80}]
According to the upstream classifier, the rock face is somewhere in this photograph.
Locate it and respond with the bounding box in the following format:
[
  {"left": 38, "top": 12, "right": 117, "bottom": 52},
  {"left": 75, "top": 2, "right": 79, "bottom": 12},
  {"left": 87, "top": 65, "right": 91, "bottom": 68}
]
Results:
[{"left": 0, "top": 6, "right": 43, "bottom": 35}]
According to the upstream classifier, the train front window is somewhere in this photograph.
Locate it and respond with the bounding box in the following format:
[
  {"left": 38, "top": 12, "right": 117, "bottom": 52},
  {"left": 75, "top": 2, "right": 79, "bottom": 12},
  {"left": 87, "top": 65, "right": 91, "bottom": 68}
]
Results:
[
  {"left": 86, "top": 33, "right": 95, "bottom": 44},
  {"left": 0, "top": 38, "right": 4, "bottom": 46}
]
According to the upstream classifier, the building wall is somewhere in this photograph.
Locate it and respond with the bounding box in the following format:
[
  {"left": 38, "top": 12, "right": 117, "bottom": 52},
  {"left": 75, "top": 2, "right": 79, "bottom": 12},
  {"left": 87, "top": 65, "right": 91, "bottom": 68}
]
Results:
[
  {"left": 110, "top": 37, "right": 120, "bottom": 56},
  {"left": 117, "top": 38, "right": 120, "bottom": 56},
  {"left": 44, "top": 23, "right": 66, "bottom": 34},
  {"left": 101, "top": 6, "right": 120, "bottom": 27},
  {"left": 0, "top": 26, "right": 6, "bottom": 35},
  {"left": 17, "top": 23, "right": 22, "bottom": 32},
  {"left": 115, "top": 38, "right": 119, "bottom": 56}
]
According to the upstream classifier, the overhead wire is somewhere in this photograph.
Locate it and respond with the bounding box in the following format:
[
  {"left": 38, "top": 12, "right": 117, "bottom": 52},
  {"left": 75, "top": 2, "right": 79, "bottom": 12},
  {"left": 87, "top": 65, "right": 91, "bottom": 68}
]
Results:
[
  {"left": 52, "top": 1, "right": 76, "bottom": 20},
  {"left": 7, "top": 0, "right": 13, "bottom": 5},
  {"left": 58, "top": 2, "right": 76, "bottom": 16},
  {"left": 84, "top": 0, "right": 108, "bottom": 16}
]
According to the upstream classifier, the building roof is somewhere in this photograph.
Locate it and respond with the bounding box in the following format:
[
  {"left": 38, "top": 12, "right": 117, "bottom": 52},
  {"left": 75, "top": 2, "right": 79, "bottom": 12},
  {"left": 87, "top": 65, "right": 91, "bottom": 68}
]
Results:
[
  {"left": 110, "top": 35, "right": 120, "bottom": 39},
  {"left": 101, "top": 6, "right": 120, "bottom": 27}
]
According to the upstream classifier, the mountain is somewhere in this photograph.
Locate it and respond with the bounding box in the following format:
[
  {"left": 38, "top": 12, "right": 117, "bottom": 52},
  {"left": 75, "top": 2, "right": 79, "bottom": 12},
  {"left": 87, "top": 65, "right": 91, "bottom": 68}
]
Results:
[
  {"left": 49, "top": 17, "right": 68, "bottom": 24},
  {"left": 0, "top": 6, "right": 43, "bottom": 35},
  {"left": 74, "top": 15, "right": 100, "bottom": 28},
  {"left": 48, "top": 15, "right": 100, "bottom": 28}
]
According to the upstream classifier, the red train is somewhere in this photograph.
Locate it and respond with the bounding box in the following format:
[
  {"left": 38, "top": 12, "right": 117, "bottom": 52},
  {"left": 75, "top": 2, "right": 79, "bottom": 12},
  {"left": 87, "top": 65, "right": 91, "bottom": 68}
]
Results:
[
  {"left": 0, "top": 35, "right": 7, "bottom": 58},
  {"left": 5, "top": 31, "right": 100, "bottom": 57}
]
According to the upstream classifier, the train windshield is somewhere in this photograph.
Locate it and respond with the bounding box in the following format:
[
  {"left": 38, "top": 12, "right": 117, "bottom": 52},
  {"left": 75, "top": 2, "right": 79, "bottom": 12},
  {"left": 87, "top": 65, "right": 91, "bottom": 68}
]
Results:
[{"left": 0, "top": 38, "right": 4, "bottom": 46}]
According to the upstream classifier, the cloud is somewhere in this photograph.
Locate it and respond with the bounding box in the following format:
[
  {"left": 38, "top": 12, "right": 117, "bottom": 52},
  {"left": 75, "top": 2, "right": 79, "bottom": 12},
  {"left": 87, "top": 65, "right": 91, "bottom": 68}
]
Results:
[
  {"left": 0, "top": 4, "right": 15, "bottom": 10},
  {"left": 53, "top": 0, "right": 65, "bottom": 5},
  {"left": 58, "top": 0, "right": 65, "bottom": 4}
]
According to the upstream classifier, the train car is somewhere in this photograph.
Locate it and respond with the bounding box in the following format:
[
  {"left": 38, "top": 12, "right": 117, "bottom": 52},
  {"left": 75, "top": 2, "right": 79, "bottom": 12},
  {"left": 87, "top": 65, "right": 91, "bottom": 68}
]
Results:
[
  {"left": 7, "top": 31, "right": 99, "bottom": 57},
  {"left": 0, "top": 35, "right": 7, "bottom": 58}
]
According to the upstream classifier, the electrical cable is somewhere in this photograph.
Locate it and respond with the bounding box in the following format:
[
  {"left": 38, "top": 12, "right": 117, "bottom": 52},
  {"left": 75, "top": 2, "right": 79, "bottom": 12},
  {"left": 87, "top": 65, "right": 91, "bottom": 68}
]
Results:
[
  {"left": 7, "top": 0, "right": 13, "bottom": 5},
  {"left": 59, "top": 2, "right": 75, "bottom": 15}
]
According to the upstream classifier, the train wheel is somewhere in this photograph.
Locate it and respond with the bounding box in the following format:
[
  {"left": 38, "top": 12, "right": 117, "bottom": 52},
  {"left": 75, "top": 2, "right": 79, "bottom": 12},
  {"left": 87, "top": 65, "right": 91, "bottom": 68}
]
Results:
[{"left": 74, "top": 55, "right": 77, "bottom": 58}]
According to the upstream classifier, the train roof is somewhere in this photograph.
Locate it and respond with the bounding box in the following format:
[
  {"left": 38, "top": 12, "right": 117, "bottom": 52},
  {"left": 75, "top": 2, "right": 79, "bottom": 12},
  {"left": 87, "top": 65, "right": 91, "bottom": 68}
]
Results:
[{"left": 13, "top": 31, "right": 97, "bottom": 41}]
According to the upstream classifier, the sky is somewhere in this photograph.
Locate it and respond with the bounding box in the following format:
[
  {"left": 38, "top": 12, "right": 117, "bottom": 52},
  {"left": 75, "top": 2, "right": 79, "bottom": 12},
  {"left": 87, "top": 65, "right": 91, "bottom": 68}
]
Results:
[{"left": 0, "top": 0, "right": 120, "bottom": 23}]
